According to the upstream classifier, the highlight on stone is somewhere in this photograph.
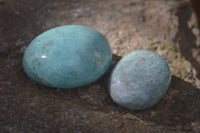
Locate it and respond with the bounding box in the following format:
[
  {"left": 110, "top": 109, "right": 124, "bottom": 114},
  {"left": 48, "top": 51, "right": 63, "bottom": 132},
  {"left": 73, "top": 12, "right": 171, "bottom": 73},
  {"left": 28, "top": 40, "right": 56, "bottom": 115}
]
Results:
[
  {"left": 109, "top": 50, "right": 171, "bottom": 110},
  {"left": 23, "top": 25, "right": 112, "bottom": 88}
]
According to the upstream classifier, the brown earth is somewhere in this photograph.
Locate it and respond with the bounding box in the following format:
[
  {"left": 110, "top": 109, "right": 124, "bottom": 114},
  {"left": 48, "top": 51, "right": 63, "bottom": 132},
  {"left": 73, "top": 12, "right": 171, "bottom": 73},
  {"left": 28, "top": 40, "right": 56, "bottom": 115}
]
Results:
[{"left": 0, "top": 0, "right": 200, "bottom": 132}]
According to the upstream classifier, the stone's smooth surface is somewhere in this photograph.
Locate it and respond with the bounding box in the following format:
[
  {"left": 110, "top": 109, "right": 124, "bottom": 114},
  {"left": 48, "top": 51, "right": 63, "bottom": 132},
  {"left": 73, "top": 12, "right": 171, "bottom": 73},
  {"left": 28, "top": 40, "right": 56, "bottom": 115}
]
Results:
[
  {"left": 109, "top": 50, "right": 171, "bottom": 110},
  {"left": 23, "top": 25, "right": 112, "bottom": 88}
]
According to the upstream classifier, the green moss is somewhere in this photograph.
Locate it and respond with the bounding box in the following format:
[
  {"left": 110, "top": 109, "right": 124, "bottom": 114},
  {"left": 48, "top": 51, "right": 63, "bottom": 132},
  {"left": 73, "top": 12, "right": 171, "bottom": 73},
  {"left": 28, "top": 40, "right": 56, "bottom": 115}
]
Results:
[{"left": 147, "top": 39, "right": 190, "bottom": 79}]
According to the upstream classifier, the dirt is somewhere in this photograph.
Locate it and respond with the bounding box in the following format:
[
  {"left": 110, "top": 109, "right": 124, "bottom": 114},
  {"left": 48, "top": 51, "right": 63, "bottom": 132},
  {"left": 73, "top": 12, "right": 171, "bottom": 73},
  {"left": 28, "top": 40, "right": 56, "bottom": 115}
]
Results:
[{"left": 0, "top": 0, "right": 200, "bottom": 132}]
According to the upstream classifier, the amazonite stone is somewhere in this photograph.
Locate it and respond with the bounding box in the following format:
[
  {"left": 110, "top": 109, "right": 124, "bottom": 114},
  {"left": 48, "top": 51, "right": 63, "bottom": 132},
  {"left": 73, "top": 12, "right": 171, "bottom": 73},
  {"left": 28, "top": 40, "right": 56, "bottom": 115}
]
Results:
[
  {"left": 109, "top": 50, "right": 171, "bottom": 110},
  {"left": 23, "top": 25, "right": 112, "bottom": 88}
]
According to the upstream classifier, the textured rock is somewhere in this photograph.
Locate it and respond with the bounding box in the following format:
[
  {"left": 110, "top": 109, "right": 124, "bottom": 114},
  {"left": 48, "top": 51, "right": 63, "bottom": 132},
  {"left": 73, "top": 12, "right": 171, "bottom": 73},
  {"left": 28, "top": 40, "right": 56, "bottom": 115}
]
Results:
[
  {"left": 109, "top": 50, "right": 171, "bottom": 110},
  {"left": 23, "top": 25, "right": 112, "bottom": 88}
]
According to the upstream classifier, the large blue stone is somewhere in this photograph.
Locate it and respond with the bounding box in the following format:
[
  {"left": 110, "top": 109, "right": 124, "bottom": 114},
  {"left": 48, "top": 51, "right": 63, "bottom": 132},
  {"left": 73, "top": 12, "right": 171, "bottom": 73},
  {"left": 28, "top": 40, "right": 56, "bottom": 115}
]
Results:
[
  {"left": 23, "top": 25, "right": 112, "bottom": 88},
  {"left": 109, "top": 50, "right": 171, "bottom": 110}
]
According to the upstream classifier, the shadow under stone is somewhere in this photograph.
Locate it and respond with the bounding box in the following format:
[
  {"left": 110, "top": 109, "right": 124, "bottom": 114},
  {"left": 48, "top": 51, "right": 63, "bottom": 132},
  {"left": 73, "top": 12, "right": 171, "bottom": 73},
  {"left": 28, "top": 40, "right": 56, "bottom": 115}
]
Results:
[
  {"left": 97, "top": 54, "right": 122, "bottom": 89},
  {"left": 138, "top": 76, "right": 200, "bottom": 127}
]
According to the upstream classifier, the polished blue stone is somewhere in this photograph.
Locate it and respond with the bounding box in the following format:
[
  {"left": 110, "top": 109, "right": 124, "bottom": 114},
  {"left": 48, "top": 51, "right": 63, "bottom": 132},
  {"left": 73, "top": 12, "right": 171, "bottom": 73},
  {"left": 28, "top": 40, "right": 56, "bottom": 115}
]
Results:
[
  {"left": 23, "top": 25, "right": 112, "bottom": 88},
  {"left": 109, "top": 50, "right": 171, "bottom": 110}
]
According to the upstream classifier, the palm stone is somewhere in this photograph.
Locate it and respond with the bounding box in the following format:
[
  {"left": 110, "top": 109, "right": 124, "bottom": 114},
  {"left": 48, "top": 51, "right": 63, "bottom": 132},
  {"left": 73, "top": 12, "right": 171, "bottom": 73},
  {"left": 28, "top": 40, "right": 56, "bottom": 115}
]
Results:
[
  {"left": 109, "top": 50, "right": 171, "bottom": 110},
  {"left": 23, "top": 25, "right": 112, "bottom": 88}
]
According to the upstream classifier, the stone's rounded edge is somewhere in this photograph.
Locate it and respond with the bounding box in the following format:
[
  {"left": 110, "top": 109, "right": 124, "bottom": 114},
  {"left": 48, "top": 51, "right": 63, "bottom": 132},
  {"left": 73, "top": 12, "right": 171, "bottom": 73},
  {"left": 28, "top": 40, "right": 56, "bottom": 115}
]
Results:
[
  {"left": 22, "top": 51, "right": 57, "bottom": 88},
  {"left": 63, "top": 52, "right": 112, "bottom": 89},
  {"left": 22, "top": 25, "right": 112, "bottom": 89},
  {"left": 109, "top": 50, "right": 171, "bottom": 110},
  {"left": 31, "top": 25, "right": 106, "bottom": 42}
]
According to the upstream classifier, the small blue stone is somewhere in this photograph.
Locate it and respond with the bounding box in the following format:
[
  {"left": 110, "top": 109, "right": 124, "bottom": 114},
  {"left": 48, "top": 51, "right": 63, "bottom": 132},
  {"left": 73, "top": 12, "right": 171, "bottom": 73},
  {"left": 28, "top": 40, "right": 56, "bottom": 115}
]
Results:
[
  {"left": 109, "top": 50, "right": 171, "bottom": 110},
  {"left": 23, "top": 25, "right": 112, "bottom": 88}
]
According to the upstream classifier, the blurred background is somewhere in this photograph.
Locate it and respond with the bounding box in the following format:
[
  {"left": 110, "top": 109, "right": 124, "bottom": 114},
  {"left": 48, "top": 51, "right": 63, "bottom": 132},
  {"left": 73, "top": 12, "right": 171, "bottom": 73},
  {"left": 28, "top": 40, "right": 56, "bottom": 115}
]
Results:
[{"left": 0, "top": 0, "right": 200, "bottom": 132}]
